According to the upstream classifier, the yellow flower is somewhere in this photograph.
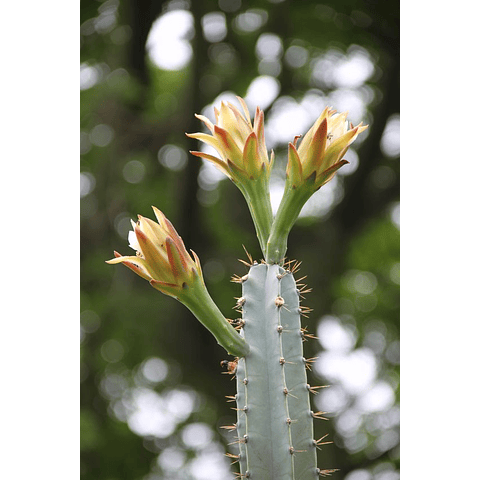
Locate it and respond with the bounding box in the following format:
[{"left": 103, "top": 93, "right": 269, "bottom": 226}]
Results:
[
  {"left": 287, "top": 107, "right": 368, "bottom": 190},
  {"left": 106, "top": 206, "right": 203, "bottom": 299},
  {"left": 187, "top": 96, "right": 273, "bottom": 182}
]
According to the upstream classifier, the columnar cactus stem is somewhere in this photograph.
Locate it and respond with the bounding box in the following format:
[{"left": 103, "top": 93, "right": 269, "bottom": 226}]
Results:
[{"left": 235, "top": 263, "right": 318, "bottom": 479}]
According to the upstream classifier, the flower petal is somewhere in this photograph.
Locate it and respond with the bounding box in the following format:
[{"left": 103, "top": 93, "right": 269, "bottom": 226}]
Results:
[
  {"left": 186, "top": 132, "right": 224, "bottom": 157},
  {"left": 162, "top": 217, "right": 191, "bottom": 263},
  {"left": 194, "top": 114, "right": 215, "bottom": 134},
  {"left": 189, "top": 151, "right": 231, "bottom": 178},
  {"left": 213, "top": 125, "right": 243, "bottom": 165},
  {"left": 323, "top": 126, "right": 360, "bottom": 169},
  {"left": 302, "top": 118, "right": 328, "bottom": 179},
  {"left": 227, "top": 103, "right": 252, "bottom": 141},
  {"left": 226, "top": 158, "right": 249, "bottom": 183},
  {"left": 236, "top": 96, "right": 252, "bottom": 128},
  {"left": 217, "top": 103, "right": 246, "bottom": 146},
  {"left": 286, "top": 143, "right": 303, "bottom": 186},
  {"left": 253, "top": 108, "right": 268, "bottom": 164},
  {"left": 328, "top": 112, "right": 349, "bottom": 141},
  {"left": 243, "top": 131, "right": 261, "bottom": 177},
  {"left": 269, "top": 149, "right": 275, "bottom": 169},
  {"left": 166, "top": 236, "right": 188, "bottom": 281},
  {"left": 135, "top": 226, "right": 174, "bottom": 282},
  {"left": 297, "top": 106, "right": 330, "bottom": 158},
  {"left": 151, "top": 206, "right": 170, "bottom": 231},
  {"left": 128, "top": 230, "right": 141, "bottom": 252},
  {"left": 190, "top": 249, "right": 204, "bottom": 283},
  {"left": 149, "top": 278, "right": 181, "bottom": 296},
  {"left": 106, "top": 252, "right": 153, "bottom": 281},
  {"left": 315, "top": 159, "right": 349, "bottom": 188}
]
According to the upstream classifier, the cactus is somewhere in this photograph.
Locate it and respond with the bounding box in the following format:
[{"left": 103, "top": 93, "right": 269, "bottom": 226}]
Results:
[
  {"left": 108, "top": 97, "right": 367, "bottom": 479},
  {"left": 234, "top": 262, "right": 318, "bottom": 479}
]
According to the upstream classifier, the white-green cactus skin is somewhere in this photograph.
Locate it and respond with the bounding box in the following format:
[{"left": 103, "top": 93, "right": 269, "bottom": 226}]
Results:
[{"left": 232, "top": 262, "right": 326, "bottom": 480}]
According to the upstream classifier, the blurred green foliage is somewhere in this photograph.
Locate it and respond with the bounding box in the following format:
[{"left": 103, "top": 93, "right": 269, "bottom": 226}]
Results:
[{"left": 81, "top": 0, "right": 399, "bottom": 479}]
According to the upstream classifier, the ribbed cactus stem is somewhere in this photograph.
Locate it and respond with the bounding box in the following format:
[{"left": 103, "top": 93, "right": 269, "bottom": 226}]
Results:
[{"left": 235, "top": 263, "right": 317, "bottom": 479}]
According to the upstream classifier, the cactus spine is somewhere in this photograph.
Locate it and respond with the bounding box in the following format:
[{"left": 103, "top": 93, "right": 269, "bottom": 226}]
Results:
[{"left": 234, "top": 263, "right": 318, "bottom": 479}]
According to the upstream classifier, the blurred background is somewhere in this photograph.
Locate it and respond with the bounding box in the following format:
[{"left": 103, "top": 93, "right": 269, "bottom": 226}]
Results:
[{"left": 80, "top": 0, "right": 399, "bottom": 479}]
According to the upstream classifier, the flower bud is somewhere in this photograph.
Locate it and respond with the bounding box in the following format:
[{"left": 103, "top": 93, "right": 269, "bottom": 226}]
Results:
[
  {"left": 266, "top": 108, "right": 368, "bottom": 264},
  {"left": 106, "top": 207, "right": 250, "bottom": 357},
  {"left": 187, "top": 96, "right": 273, "bottom": 183},
  {"left": 106, "top": 206, "right": 203, "bottom": 299},
  {"left": 286, "top": 107, "right": 368, "bottom": 190}
]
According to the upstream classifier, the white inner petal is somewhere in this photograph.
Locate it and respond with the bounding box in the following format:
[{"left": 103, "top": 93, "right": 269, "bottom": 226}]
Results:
[{"left": 128, "top": 230, "right": 141, "bottom": 252}]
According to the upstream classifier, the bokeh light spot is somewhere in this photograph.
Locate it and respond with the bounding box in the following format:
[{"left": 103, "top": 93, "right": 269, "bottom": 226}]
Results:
[
  {"left": 90, "top": 124, "right": 114, "bottom": 147},
  {"left": 390, "top": 202, "right": 400, "bottom": 229},
  {"left": 142, "top": 357, "right": 168, "bottom": 383},
  {"left": 345, "top": 470, "right": 372, "bottom": 480},
  {"left": 128, "top": 388, "right": 176, "bottom": 438},
  {"left": 316, "top": 348, "right": 377, "bottom": 394},
  {"left": 316, "top": 385, "right": 348, "bottom": 412},
  {"left": 198, "top": 159, "right": 225, "bottom": 191},
  {"left": 354, "top": 293, "right": 378, "bottom": 312},
  {"left": 123, "top": 160, "right": 146, "bottom": 183},
  {"left": 285, "top": 45, "right": 309, "bottom": 68},
  {"left": 146, "top": 10, "right": 194, "bottom": 70},
  {"left": 255, "top": 33, "right": 283, "bottom": 59},
  {"left": 356, "top": 381, "right": 395, "bottom": 413},
  {"left": 234, "top": 9, "right": 268, "bottom": 33},
  {"left": 165, "top": 389, "right": 197, "bottom": 421},
  {"left": 317, "top": 316, "right": 357, "bottom": 352},
  {"left": 80, "top": 172, "right": 96, "bottom": 198},
  {"left": 100, "top": 373, "right": 128, "bottom": 399},
  {"left": 181, "top": 423, "right": 214, "bottom": 450},
  {"left": 218, "top": 0, "right": 241, "bottom": 12},
  {"left": 101, "top": 339, "right": 125, "bottom": 363},
  {"left": 158, "top": 144, "right": 188, "bottom": 171},
  {"left": 201, "top": 12, "right": 227, "bottom": 43},
  {"left": 80, "top": 63, "right": 100, "bottom": 90},
  {"left": 385, "top": 340, "right": 400, "bottom": 365},
  {"left": 380, "top": 114, "right": 400, "bottom": 158},
  {"left": 389, "top": 263, "right": 400, "bottom": 285},
  {"left": 80, "top": 131, "right": 91, "bottom": 155},
  {"left": 114, "top": 212, "right": 134, "bottom": 240},
  {"left": 157, "top": 447, "right": 186, "bottom": 471},
  {"left": 352, "top": 271, "right": 378, "bottom": 295},
  {"left": 80, "top": 309, "right": 101, "bottom": 333},
  {"left": 245, "top": 75, "right": 280, "bottom": 111},
  {"left": 298, "top": 177, "right": 340, "bottom": 218}
]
